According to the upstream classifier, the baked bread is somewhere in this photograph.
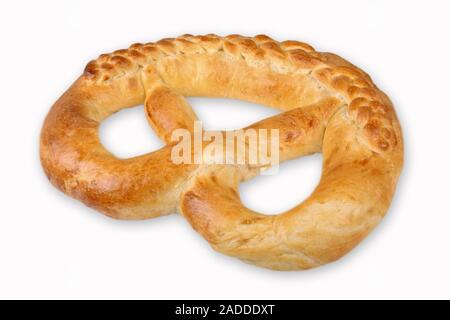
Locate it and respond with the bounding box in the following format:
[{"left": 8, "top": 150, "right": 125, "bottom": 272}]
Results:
[{"left": 40, "top": 34, "right": 403, "bottom": 270}]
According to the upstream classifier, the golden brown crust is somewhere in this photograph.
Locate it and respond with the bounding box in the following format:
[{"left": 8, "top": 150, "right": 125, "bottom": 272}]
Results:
[
  {"left": 40, "top": 34, "right": 403, "bottom": 270},
  {"left": 82, "top": 34, "right": 399, "bottom": 153}
]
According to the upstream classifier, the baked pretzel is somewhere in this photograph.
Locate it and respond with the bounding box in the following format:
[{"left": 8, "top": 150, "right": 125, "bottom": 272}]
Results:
[{"left": 40, "top": 34, "right": 403, "bottom": 270}]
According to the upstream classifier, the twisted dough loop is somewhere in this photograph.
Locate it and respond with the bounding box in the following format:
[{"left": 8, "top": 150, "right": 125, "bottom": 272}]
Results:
[
  {"left": 40, "top": 34, "right": 403, "bottom": 270},
  {"left": 85, "top": 34, "right": 398, "bottom": 153}
]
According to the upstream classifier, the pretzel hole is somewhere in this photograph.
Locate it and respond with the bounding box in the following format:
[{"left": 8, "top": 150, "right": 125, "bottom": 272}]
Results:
[
  {"left": 99, "top": 105, "right": 164, "bottom": 158},
  {"left": 188, "top": 97, "right": 279, "bottom": 131},
  {"left": 239, "top": 153, "right": 322, "bottom": 215}
]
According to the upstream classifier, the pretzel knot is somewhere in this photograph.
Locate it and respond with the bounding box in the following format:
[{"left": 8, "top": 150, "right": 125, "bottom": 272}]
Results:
[{"left": 40, "top": 34, "right": 403, "bottom": 270}]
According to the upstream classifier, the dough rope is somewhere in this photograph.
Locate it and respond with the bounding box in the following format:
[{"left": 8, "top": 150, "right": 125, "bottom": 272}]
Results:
[
  {"left": 40, "top": 34, "right": 403, "bottom": 270},
  {"left": 84, "top": 34, "right": 398, "bottom": 153}
]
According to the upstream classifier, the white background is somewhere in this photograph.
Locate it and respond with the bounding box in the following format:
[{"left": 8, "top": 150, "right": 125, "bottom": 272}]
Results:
[{"left": 0, "top": 0, "right": 449, "bottom": 299}]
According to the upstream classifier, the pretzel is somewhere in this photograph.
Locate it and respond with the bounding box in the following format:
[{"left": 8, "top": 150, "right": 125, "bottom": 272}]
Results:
[{"left": 40, "top": 34, "right": 403, "bottom": 270}]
